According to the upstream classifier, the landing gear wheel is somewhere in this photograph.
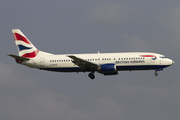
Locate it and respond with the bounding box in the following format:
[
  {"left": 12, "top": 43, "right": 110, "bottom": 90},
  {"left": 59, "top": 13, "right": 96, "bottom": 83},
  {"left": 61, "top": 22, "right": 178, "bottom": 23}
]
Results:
[
  {"left": 155, "top": 72, "right": 158, "bottom": 76},
  {"left": 88, "top": 72, "right": 95, "bottom": 79}
]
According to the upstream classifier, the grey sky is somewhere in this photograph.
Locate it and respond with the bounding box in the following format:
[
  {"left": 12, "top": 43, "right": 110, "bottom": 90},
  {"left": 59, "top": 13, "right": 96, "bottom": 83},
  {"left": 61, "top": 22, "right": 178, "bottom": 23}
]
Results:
[{"left": 0, "top": 0, "right": 180, "bottom": 120}]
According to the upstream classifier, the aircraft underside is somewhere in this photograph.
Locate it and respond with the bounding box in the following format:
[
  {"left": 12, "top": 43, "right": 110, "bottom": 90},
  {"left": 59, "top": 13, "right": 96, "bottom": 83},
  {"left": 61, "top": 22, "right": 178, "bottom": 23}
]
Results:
[
  {"left": 39, "top": 65, "right": 170, "bottom": 79},
  {"left": 40, "top": 65, "right": 169, "bottom": 72}
]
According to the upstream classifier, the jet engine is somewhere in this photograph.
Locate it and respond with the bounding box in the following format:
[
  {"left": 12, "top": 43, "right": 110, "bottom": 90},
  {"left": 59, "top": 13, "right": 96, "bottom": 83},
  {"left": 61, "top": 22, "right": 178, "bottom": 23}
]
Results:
[{"left": 98, "top": 63, "right": 118, "bottom": 75}]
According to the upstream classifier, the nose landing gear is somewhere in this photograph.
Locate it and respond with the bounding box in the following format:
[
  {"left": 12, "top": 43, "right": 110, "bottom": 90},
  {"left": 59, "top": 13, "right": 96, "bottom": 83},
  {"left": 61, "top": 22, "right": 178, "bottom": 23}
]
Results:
[
  {"left": 154, "top": 68, "right": 163, "bottom": 76},
  {"left": 88, "top": 72, "right": 95, "bottom": 79},
  {"left": 155, "top": 72, "right": 158, "bottom": 76}
]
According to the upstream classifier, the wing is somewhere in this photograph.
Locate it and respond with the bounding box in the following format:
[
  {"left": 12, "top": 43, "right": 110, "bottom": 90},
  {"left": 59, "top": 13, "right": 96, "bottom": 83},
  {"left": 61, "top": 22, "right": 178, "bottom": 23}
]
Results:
[{"left": 68, "top": 55, "right": 99, "bottom": 70}]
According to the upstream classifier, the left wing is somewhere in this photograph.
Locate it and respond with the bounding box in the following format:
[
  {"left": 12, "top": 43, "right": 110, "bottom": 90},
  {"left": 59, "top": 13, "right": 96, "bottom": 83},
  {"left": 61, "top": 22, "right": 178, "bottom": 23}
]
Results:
[{"left": 68, "top": 55, "right": 99, "bottom": 70}]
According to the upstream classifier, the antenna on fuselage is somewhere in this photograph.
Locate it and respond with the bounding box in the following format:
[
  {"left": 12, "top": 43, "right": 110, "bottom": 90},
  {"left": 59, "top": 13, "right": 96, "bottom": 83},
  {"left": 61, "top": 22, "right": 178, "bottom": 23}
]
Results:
[{"left": 98, "top": 51, "right": 100, "bottom": 54}]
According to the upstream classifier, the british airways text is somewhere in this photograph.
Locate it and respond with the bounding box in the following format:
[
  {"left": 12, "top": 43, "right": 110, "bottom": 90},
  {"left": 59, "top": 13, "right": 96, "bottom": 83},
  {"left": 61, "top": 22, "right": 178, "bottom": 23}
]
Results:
[{"left": 115, "top": 60, "right": 145, "bottom": 64}]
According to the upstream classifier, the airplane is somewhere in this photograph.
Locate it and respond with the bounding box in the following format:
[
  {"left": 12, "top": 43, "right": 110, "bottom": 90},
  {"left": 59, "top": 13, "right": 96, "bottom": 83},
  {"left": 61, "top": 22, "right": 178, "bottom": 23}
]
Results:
[{"left": 7, "top": 29, "right": 174, "bottom": 79}]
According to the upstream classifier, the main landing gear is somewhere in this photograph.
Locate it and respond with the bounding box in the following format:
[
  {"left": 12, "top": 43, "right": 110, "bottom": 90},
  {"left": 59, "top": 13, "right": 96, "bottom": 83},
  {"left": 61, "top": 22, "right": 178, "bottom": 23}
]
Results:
[{"left": 88, "top": 72, "right": 95, "bottom": 79}]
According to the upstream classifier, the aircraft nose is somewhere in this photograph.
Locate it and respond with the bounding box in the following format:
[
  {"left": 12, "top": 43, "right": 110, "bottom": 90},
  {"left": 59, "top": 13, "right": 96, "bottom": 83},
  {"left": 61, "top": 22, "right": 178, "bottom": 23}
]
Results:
[{"left": 172, "top": 60, "right": 174, "bottom": 65}]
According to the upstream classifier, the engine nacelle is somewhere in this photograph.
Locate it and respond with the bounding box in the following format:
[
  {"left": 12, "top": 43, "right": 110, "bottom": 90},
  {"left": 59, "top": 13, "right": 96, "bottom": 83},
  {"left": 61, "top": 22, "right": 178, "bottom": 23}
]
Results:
[
  {"left": 98, "top": 64, "right": 118, "bottom": 75},
  {"left": 103, "top": 71, "right": 118, "bottom": 75}
]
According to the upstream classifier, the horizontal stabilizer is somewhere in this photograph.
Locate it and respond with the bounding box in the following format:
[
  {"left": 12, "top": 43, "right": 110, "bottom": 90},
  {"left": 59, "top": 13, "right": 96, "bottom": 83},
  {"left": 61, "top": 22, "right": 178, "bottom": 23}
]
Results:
[{"left": 7, "top": 54, "right": 30, "bottom": 61}]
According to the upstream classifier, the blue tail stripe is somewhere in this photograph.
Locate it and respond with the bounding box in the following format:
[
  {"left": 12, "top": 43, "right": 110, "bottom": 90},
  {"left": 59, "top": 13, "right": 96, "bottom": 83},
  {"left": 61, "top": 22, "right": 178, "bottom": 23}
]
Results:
[{"left": 18, "top": 45, "right": 32, "bottom": 51}]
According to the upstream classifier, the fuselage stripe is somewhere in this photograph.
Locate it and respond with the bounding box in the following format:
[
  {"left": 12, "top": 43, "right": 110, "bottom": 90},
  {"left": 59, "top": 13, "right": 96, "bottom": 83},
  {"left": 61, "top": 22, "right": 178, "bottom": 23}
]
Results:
[{"left": 140, "top": 55, "right": 156, "bottom": 57}]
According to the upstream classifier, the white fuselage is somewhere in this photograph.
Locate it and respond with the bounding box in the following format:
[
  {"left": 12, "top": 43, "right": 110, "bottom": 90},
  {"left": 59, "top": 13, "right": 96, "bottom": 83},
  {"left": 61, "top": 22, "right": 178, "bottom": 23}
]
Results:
[{"left": 22, "top": 52, "right": 174, "bottom": 73}]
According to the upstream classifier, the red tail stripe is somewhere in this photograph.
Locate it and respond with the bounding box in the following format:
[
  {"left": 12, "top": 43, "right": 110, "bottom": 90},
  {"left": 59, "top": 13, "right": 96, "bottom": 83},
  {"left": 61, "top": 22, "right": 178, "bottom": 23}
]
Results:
[
  {"left": 13, "top": 33, "right": 31, "bottom": 44},
  {"left": 22, "top": 50, "right": 39, "bottom": 58},
  {"left": 15, "top": 59, "right": 24, "bottom": 64}
]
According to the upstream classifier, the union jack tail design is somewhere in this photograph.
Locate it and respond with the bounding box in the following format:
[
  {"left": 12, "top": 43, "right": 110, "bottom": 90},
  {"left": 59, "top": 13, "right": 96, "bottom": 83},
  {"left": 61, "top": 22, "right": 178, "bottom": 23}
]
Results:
[{"left": 12, "top": 29, "right": 39, "bottom": 58}]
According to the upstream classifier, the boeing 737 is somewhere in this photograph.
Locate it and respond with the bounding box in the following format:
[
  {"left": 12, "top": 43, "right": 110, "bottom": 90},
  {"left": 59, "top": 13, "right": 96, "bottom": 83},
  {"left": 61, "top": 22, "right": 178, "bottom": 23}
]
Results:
[{"left": 8, "top": 29, "right": 174, "bottom": 79}]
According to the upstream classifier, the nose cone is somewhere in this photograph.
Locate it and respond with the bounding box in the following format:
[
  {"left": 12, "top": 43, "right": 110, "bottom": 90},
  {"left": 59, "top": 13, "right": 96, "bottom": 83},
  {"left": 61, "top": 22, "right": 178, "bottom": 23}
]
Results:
[
  {"left": 164, "top": 59, "right": 174, "bottom": 66},
  {"left": 161, "top": 58, "right": 174, "bottom": 67}
]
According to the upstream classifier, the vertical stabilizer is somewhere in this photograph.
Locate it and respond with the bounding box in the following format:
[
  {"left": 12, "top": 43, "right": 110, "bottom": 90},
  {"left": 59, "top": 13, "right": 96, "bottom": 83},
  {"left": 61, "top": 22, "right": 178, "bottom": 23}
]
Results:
[{"left": 12, "top": 29, "right": 39, "bottom": 58}]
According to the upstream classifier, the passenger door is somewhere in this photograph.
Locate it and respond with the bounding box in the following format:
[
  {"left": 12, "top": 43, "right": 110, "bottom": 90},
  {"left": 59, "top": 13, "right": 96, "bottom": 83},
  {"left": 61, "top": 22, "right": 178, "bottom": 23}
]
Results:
[{"left": 40, "top": 58, "right": 44, "bottom": 67}]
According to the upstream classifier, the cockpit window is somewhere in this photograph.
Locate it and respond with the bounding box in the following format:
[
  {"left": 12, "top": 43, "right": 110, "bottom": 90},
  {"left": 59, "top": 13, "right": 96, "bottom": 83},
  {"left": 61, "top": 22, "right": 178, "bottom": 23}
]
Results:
[{"left": 160, "top": 56, "right": 166, "bottom": 59}]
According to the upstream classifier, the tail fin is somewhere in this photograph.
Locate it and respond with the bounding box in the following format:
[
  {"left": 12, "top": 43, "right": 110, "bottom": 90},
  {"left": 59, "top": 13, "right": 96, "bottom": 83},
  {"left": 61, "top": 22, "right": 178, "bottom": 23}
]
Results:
[{"left": 12, "top": 29, "right": 39, "bottom": 58}]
